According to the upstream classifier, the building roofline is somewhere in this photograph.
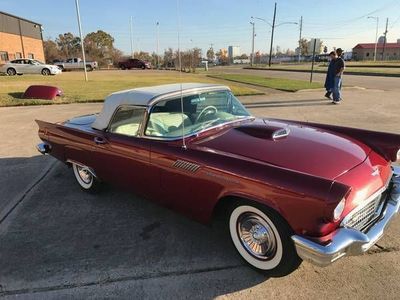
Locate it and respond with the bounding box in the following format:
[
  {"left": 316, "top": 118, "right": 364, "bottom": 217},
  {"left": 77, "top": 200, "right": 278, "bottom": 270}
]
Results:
[{"left": 0, "top": 11, "right": 42, "bottom": 26}]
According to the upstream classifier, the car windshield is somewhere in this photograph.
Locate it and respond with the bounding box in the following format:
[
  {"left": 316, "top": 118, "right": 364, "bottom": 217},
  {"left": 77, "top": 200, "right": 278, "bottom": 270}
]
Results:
[{"left": 145, "top": 90, "right": 251, "bottom": 138}]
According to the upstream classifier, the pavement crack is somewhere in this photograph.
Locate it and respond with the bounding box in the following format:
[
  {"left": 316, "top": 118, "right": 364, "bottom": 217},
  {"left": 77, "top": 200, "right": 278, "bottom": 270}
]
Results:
[
  {"left": 0, "top": 264, "right": 244, "bottom": 297},
  {"left": 0, "top": 160, "right": 56, "bottom": 225}
]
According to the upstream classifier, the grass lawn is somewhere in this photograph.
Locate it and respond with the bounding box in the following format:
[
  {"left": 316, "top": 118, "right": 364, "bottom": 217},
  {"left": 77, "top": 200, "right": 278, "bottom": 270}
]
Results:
[
  {"left": 0, "top": 70, "right": 263, "bottom": 107},
  {"left": 208, "top": 73, "right": 323, "bottom": 92}
]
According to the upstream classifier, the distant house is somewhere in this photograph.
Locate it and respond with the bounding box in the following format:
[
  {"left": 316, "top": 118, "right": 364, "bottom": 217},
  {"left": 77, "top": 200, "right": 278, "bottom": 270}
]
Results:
[
  {"left": 0, "top": 11, "right": 45, "bottom": 62},
  {"left": 352, "top": 41, "right": 400, "bottom": 60}
]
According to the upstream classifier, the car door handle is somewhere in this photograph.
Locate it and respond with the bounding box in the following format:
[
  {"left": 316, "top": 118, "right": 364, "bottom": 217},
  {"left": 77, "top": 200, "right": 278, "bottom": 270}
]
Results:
[{"left": 94, "top": 136, "right": 107, "bottom": 144}]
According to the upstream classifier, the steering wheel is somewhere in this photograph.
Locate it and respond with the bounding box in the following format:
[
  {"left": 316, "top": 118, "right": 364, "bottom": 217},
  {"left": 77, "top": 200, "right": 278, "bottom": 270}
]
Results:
[{"left": 196, "top": 105, "right": 218, "bottom": 123}]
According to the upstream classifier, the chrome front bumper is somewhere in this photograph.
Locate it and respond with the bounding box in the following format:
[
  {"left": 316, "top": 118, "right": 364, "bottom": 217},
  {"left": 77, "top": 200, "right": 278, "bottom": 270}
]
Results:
[{"left": 292, "top": 165, "right": 400, "bottom": 267}]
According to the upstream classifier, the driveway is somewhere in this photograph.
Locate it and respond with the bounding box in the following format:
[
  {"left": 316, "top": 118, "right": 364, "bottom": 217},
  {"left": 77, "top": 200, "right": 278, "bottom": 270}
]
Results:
[{"left": 0, "top": 88, "right": 399, "bottom": 299}]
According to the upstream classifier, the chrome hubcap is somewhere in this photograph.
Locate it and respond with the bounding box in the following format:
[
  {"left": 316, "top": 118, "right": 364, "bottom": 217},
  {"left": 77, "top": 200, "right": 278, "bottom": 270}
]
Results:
[
  {"left": 77, "top": 166, "right": 92, "bottom": 184},
  {"left": 237, "top": 213, "right": 277, "bottom": 260}
]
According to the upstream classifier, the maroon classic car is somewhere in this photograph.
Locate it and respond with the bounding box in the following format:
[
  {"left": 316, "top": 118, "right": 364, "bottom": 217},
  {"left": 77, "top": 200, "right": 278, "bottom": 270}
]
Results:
[{"left": 36, "top": 83, "right": 400, "bottom": 276}]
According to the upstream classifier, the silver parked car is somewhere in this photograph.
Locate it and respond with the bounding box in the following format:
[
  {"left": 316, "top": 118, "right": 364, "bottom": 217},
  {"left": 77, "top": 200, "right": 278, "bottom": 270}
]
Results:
[{"left": 0, "top": 59, "right": 62, "bottom": 76}]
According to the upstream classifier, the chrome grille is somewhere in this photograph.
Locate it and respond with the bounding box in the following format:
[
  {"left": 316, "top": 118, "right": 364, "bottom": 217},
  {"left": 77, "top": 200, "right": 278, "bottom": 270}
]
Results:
[
  {"left": 343, "top": 192, "right": 385, "bottom": 231},
  {"left": 172, "top": 160, "right": 200, "bottom": 173}
]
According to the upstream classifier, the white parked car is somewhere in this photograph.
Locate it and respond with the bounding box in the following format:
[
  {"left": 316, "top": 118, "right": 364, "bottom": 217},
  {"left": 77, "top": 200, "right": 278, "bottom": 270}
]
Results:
[{"left": 0, "top": 59, "right": 62, "bottom": 76}]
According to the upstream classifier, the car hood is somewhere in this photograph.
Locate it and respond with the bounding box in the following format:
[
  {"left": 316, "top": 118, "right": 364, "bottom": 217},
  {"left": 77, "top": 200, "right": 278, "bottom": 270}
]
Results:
[{"left": 195, "top": 118, "right": 371, "bottom": 180}]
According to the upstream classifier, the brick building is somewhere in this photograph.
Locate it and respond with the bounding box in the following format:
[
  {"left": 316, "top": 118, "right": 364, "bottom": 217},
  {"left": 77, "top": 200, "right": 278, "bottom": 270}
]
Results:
[
  {"left": 352, "top": 41, "right": 400, "bottom": 61},
  {"left": 0, "top": 11, "right": 45, "bottom": 62}
]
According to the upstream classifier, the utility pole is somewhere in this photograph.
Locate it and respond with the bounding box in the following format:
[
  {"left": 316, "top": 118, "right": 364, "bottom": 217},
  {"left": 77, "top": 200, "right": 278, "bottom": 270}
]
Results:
[
  {"left": 368, "top": 16, "right": 379, "bottom": 61},
  {"left": 190, "top": 39, "right": 194, "bottom": 72},
  {"left": 250, "top": 21, "right": 255, "bottom": 66},
  {"left": 74, "top": 0, "right": 88, "bottom": 81},
  {"left": 268, "top": 2, "right": 277, "bottom": 67},
  {"left": 298, "top": 16, "right": 303, "bottom": 63},
  {"left": 156, "top": 21, "right": 160, "bottom": 69},
  {"left": 130, "top": 16, "right": 134, "bottom": 58},
  {"left": 382, "top": 18, "right": 388, "bottom": 60},
  {"left": 310, "top": 38, "right": 317, "bottom": 83}
]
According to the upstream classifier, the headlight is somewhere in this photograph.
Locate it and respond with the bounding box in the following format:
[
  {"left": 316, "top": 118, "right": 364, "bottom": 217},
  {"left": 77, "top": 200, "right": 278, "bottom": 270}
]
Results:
[
  {"left": 333, "top": 198, "right": 346, "bottom": 221},
  {"left": 397, "top": 149, "right": 400, "bottom": 161}
]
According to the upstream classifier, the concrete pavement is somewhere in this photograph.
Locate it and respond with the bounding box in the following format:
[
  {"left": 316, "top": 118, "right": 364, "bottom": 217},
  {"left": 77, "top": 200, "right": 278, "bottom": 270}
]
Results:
[
  {"left": 212, "top": 66, "right": 400, "bottom": 91},
  {"left": 0, "top": 86, "right": 399, "bottom": 299}
]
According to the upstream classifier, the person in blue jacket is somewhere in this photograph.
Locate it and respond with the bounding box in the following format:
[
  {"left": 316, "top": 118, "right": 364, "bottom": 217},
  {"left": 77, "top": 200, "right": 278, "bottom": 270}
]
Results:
[{"left": 324, "top": 51, "right": 337, "bottom": 99}]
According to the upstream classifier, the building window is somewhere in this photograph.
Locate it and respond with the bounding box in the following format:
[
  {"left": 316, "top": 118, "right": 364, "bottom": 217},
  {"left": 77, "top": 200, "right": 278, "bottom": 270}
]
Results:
[
  {"left": 0, "top": 51, "right": 9, "bottom": 61},
  {"left": 27, "top": 53, "right": 34, "bottom": 59},
  {"left": 15, "top": 52, "right": 22, "bottom": 59},
  {"left": 366, "top": 52, "right": 370, "bottom": 57}
]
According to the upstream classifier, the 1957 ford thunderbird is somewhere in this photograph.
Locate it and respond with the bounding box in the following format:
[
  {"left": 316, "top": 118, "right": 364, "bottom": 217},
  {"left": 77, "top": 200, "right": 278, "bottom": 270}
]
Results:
[{"left": 36, "top": 83, "right": 400, "bottom": 276}]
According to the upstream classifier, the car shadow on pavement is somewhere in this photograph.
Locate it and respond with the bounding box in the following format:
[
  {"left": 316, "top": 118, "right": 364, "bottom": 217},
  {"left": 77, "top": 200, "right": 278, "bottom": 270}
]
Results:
[
  {"left": 244, "top": 98, "right": 331, "bottom": 109},
  {"left": 0, "top": 156, "right": 268, "bottom": 298}
]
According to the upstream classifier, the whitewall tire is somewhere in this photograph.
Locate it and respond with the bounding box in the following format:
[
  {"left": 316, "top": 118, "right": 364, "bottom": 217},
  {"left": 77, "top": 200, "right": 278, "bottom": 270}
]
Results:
[
  {"left": 72, "top": 163, "right": 100, "bottom": 192},
  {"left": 228, "top": 202, "right": 301, "bottom": 276}
]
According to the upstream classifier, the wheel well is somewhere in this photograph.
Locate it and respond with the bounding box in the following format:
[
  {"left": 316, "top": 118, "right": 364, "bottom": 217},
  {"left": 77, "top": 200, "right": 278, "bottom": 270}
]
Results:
[
  {"left": 212, "top": 195, "right": 288, "bottom": 228},
  {"left": 212, "top": 195, "right": 242, "bottom": 221}
]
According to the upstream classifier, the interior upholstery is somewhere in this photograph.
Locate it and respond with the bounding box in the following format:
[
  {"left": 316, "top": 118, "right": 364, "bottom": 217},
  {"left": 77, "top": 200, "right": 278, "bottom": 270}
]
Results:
[
  {"left": 113, "top": 123, "right": 140, "bottom": 136},
  {"left": 146, "top": 112, "right": 192, "bottom": 136}
]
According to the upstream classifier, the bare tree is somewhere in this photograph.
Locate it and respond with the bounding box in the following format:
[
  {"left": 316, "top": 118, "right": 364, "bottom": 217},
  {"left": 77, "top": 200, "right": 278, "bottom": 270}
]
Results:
[
  {"left": 206, "top": 47, "right": 215, "bottom": 62},
  {"left": 43, "top": 39, "right": 59, "bottom": 63},
  {"left": 163, "top": 48, "right": 175, "bottom": 68}
]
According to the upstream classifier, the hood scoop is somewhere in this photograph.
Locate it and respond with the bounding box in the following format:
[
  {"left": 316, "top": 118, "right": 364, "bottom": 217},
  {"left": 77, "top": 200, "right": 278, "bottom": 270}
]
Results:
[{"left": 235, "top": 120, "right": 290, "bottom": 140}]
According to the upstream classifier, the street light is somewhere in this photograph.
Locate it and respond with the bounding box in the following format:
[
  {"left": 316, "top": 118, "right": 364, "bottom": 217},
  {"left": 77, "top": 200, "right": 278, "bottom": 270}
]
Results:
[
  {"left": 367, "top": 16, "right": 379, "bottom": 61},
  {"left": 190, "top": 39, "right": 194, "bottom": 71},
  {"left": 251, "top": 14, "right": 298, "bottom": 67},
  {"left": 250, "top": 21, "right": 255, "bottom": 66},
  {"left": 74, "top": 0, "right": 88, "bottom": 81}
]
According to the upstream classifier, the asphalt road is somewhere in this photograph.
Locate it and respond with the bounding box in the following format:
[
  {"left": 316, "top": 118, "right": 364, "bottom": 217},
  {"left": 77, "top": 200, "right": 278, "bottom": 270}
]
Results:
[
  {"left": 0, "top": 83, "right": 399, "bottom": 299},
  {"left": 212, "top": 66, "right": 400, "bottom": 92}
]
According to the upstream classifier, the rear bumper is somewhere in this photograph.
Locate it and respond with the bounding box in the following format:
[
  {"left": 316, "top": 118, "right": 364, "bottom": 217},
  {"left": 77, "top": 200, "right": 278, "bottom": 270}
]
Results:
[{"left": 292, "top": 165, "right": 400, "bottom": 267}]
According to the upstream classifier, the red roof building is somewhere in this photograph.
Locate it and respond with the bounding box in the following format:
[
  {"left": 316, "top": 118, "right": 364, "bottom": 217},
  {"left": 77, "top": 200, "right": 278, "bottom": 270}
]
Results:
[{"left": 352, "top": 42, "right": 400, "bottom": 60}]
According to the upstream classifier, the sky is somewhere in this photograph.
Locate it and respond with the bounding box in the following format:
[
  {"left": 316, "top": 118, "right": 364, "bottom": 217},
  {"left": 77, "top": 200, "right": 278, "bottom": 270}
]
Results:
[{"left": 2, "top": 0, "right": 400, "bottom": 56}]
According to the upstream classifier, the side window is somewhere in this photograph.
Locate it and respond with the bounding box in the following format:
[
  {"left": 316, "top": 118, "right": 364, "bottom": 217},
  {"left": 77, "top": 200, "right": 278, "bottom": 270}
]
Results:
[
  {"left": 108, "top": 106, "right": 145, "bottom": 137},
  {"left": 0, "top": 51, "right": 9, "bottom": 61},
  {"left": 145, "top": 97, "right": 192, "bottom": 137}
]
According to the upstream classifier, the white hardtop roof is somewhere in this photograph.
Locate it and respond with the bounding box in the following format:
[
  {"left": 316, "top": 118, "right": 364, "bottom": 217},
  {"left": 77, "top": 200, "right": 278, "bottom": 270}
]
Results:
[{"left": 92, "top": 83, "right": 230, "bottom": 130}]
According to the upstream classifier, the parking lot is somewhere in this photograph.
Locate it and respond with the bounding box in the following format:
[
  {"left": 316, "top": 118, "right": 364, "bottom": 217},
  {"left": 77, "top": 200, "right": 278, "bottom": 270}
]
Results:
[{"left": 0, "top": 70, "right": 400, "bottom": 299}]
